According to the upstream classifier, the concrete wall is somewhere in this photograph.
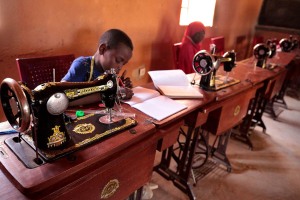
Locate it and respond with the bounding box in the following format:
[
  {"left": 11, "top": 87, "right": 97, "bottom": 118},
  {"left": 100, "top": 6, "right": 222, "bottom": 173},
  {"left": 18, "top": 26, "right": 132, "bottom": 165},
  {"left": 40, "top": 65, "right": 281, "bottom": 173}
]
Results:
[{"left": 0, "top": 0, "right": 263, "bottom": 121}]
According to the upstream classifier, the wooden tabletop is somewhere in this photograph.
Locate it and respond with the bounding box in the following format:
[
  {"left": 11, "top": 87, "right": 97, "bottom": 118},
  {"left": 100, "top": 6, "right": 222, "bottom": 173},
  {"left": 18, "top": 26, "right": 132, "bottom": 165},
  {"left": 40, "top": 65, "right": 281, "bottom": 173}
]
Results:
[{"left": 0, "top": 105, "right": 156, "bottom": 199}]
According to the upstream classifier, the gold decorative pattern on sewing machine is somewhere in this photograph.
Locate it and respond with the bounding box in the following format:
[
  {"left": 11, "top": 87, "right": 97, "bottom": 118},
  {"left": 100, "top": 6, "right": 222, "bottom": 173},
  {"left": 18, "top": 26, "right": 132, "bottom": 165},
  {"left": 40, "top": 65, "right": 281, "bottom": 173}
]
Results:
[
  {"left": 233, "top": 105, "right": 241, "bottom": 116},
  {"left": 73, "top": 123, "right": 95, "bottom": 134},
  {"left": 21, "top": 114, "right": 138, "bottom": 160},
  {"left": 20, "top": 83, "right": 34, "bottom": 100},
  {"left": 76, "top": 118, "right": 136, "bottom": 147},
  {"left": 64, "top": 85, "right": 110, "bottom": 99},
  {"left": 100, "top": 179, "right": 120, "bottom": 199},
  {"left": 47, "top": 125, "right": 67, "bottom": 148},
  {"left": 34, "top": 82, "right": 57, "bottom": 91}
]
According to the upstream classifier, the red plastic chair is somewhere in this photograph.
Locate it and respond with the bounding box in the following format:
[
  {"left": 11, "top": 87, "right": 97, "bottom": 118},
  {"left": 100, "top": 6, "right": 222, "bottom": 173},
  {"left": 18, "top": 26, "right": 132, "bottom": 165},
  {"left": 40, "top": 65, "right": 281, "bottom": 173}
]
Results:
[
  {"left": 172, "top": 42, "right": 182, "bottom": 69},
  {"left": 252, "top": 35, "right": 264, "bottom": 46},
  {"left": 211, "top": 36, "right": 225, "bottom": 55},
  {"left": 247, "top": 35, "right": 264, "bottom": 58},
  {"left": 201, "top": 37, "right": 212, "bottom": 52},
  {"left": 16, "top": 54, "right": 75, "bottom": 89},
  {"left": 235, "top": 35, "right": 248, "bottom": 61}
]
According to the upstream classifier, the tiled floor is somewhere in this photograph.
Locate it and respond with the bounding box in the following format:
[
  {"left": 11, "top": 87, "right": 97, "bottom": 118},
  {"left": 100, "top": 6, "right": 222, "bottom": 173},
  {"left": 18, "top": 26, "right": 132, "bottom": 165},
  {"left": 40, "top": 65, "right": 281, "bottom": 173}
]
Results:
[{"left": 148, "top": 94, "right": 300, "bottom": 200}]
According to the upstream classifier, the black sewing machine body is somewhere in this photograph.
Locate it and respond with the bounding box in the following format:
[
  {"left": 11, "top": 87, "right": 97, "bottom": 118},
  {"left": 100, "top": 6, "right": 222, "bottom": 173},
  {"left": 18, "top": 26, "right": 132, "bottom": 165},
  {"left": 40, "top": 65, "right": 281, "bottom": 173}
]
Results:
[
  {"left": 32, "top": 74, "right": 117, "bottom": 150},
  {"left": 253, "top": 43, "right": 272, "bottom": 69},
  {"left": 0, "top": 72, "right": 137, "bottom": 168},
  {"left": 193, "top": 50, "right": 238, "bottom": 91}
]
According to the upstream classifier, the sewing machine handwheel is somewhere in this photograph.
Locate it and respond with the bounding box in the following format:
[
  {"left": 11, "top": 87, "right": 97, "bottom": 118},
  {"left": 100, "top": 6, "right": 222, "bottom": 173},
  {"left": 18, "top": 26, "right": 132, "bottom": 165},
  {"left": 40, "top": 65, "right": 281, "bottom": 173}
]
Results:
[
  {"left": 0, "top": 78, "right": 30, "bottom": 132},
  {"left": 253, "top": 43, "right": 271, "bottom": 59},
  {"left": 279, "top": 38, "right": 292, "bottom": 52},
  {"left": 192, "top": 131, "right": 209, "bottom": 169},
  {"left": 193, "top": 50, "right": 214, "bottom": 76}
]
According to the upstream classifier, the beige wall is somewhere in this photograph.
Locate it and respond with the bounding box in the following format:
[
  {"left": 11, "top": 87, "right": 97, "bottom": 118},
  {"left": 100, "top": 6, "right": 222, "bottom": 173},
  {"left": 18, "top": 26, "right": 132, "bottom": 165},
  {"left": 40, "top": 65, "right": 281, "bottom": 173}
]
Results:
[{"left": 0, "top": 0, "right": 263, "bottom": 121}]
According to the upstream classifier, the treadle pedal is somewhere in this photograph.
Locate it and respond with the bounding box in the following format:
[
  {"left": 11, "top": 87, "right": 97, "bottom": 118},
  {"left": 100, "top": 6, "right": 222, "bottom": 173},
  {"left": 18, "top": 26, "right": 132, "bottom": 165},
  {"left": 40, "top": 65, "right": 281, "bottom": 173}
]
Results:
[{"left": 191, "top": 158, "right": 218, "bottom": 183}]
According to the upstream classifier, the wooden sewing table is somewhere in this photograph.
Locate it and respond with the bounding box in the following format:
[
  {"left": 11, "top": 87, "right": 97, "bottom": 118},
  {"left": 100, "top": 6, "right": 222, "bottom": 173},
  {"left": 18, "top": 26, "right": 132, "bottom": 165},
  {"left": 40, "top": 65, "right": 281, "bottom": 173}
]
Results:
[
  {"left": 0, "top": 105, "right": 157, "bottom": 200},
  {"left": 152, "top": 62, "right": 270, "bottom": 199},
  {"left": 0, "top": 52, "right": 295, "bottom": 200},
  {"left": 238, "top": 51, "right": 296, "bottom": 135}
]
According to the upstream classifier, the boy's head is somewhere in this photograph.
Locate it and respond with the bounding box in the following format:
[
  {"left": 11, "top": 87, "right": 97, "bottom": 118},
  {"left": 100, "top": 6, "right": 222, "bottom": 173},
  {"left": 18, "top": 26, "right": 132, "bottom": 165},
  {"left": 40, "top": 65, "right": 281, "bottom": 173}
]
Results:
[{"left": 97, "top": 29, "right": 133, "bottom": 74}]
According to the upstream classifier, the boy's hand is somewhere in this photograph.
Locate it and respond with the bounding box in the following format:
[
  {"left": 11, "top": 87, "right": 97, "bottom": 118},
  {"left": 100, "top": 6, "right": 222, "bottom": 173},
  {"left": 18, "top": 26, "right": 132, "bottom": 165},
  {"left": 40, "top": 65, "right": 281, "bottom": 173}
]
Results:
[
  {"left": 119, "top": 87, "right": 134, "bottom": 100},
  {"left": 120, "top": 70, "right": 133, "bottom": 88}
]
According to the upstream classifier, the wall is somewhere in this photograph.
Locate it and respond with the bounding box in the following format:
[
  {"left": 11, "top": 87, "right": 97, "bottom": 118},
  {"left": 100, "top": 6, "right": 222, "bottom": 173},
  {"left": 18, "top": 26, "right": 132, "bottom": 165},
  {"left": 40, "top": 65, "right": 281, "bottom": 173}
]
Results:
[{"left": 0, "top": 0, "right": 263, "bottom": 122}]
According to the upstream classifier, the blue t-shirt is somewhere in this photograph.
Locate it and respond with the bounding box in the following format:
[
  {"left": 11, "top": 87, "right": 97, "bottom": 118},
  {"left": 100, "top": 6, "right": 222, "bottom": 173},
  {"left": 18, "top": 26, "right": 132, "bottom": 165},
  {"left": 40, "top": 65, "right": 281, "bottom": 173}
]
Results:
[{"left": 62, "top": 56, "right": 102, "bottom": 82}]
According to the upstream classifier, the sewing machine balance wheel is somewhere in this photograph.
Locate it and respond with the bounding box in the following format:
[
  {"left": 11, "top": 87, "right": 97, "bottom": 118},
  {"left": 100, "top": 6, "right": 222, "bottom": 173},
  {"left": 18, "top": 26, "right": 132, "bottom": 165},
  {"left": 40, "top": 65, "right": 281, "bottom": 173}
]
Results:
[
  {"left": 0, "top": 78, "right": 31, "bottom": 132},
  {"left": 253, "top": 43, "right": 271, "bottom": 59},
  {"left": 192, "top": 50, "right": 215, "bottom": 76}
]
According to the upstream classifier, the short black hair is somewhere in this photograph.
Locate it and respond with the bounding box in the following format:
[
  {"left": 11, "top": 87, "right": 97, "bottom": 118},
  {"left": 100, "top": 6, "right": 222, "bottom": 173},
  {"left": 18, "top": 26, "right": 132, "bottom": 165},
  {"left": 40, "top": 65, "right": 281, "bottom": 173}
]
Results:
[{"left": 99, "top": 29, "right": 133, "bottom": 50}]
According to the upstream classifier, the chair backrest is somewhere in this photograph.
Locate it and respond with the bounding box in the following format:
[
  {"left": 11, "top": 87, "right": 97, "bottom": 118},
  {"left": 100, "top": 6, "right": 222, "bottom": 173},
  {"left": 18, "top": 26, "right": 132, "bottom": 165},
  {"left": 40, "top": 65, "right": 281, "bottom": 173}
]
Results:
[
  {"left": 252, "top": 35, "right": 264, "bottom": 46},
  {"left": 247, "top": 35, "right": 264, "bottom": 58},
  {"left": 235, "top": 35, "right": 248, "bottom": 61},
  {"left": 201, "top": 37, "right": 212, "bottom": 52},
  {"left": 211, "top": 36, "right": 225, "bottom": 55},
  {"left": 172, "top": 42, "right": 182, "bottom": 69},
  {"left": 16, "top": 54, "right": 75, "bottom": 89}
]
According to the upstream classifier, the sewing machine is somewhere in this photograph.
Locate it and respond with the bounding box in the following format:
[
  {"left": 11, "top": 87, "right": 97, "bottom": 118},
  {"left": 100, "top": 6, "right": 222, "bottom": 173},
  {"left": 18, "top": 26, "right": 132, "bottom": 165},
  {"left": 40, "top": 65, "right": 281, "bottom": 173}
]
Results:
[
  {"left": 279, "top": 35, "right": 299, "bottom": 52},
  {"left": 266, "top": 39, "right": 277, "bottom": 58},
  {"left": 0, "top": 70, "right": 137, "bottom": 168},
  {"left": 253, "top": 40, "right": 280, "bottom": 69},
  {"left": 192, "top": 50, "right": 239, "bottom": 91}
]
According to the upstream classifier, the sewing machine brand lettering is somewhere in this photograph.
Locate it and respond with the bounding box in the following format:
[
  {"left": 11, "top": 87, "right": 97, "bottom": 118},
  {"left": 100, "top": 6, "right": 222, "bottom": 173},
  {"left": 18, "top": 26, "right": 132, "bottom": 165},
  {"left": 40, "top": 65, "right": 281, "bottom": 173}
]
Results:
[{"left": 65, "top": 84, "right": 111, "bottom": 99}]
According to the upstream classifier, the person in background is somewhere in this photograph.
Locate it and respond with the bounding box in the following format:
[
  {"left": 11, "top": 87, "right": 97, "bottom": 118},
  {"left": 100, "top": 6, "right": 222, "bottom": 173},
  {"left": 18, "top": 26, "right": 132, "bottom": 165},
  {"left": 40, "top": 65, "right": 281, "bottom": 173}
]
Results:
[
  {"left": 62, "top": 29, "right": 134, "bottom": 105},
  {"left": 178, "top": 21, "right": 205, "bottom": 74}
]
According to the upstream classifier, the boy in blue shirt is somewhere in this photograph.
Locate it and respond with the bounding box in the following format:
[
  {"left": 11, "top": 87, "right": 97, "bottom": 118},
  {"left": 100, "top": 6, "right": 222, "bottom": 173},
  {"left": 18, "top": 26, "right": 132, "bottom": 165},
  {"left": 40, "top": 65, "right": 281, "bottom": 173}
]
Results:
[{"left": 62, "top": 29, "right": 134, "bottom": 103}]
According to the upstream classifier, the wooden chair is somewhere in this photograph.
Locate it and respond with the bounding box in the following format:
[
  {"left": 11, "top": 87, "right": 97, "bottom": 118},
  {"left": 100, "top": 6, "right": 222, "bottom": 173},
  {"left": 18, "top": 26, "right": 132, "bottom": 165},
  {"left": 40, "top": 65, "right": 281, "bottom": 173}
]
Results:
[
  {"left": 247, "top": 35, "right": 264, "bottom": 58},
  {"left": 235, "top": 35, "right": 249, "bottom": 61},
  {"left": 201, "top": 37, "right": 212, "bottom": 52},
  {"left": 252, "top": 35, "right": 264, "bottom": 46},
  {"left": 211, "top": 36, "right": 225, "bottom": 55},
  {"left": 16, "top": 54, "right": 75, "bottom": 89},
  {"left": 172, "top": 42, "right": 182, "bottom": 69}
]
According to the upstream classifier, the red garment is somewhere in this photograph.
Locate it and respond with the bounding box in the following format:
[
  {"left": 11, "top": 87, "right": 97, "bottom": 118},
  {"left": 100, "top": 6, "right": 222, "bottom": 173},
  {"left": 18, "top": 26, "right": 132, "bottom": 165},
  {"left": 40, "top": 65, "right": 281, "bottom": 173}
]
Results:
[{"left": 178, "top": 21, "right": 205, "bottom": 74}]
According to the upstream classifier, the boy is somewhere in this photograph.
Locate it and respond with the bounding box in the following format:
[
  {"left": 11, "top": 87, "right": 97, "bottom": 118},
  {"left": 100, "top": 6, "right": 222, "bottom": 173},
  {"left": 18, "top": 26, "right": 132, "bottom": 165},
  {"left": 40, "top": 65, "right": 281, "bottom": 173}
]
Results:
[{"left": 62, "top": 29, "right": 134, "bottom": 103}]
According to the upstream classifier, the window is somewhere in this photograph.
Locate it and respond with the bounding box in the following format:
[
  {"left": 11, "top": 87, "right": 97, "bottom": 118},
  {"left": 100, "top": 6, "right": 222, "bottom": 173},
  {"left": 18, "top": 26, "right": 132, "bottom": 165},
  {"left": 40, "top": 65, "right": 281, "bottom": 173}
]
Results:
[{"left": 179, "top": 0, "right": 216, "bottom": 27}]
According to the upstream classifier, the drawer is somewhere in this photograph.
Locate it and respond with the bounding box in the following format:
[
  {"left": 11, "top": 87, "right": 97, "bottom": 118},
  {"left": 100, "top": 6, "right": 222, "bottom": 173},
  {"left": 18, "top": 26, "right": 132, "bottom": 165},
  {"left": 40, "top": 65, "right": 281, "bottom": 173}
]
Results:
[
  {"left": 203, "top": 87, "right": 257, "bottom": 135},
  {"left": 46, "top": 138, "right": 157, "bottom": 200},
  {"left": 184, "top": 110, "right": 208, "bottom": 128},
  {"left": 156, "top": 119, "right": 184, "bottom": 152}
]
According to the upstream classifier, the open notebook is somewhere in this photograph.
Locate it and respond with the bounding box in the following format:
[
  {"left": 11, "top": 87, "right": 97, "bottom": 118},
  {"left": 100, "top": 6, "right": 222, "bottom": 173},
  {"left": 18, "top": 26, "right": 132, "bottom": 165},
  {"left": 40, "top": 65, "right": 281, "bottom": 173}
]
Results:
[
  {"left": 148, "top": 70, "right": 203, "bottom": 98},
  {"left": 123, "top": 86, "right": 187, "bottom": 121}
]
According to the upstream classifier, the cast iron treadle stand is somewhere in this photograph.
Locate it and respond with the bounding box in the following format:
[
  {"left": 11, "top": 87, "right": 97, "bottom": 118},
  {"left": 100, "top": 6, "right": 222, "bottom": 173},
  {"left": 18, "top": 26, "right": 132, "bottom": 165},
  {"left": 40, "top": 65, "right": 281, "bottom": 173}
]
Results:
[
  {"left": 251, "top": 82, "right": 269, "bottom": 132},
  {"left": 210, "top": 130, "right": 232, "bottom": 172},
  {"left": 231, "top": 86, "right": 264, "bottom": 150},
  {"left": 154, "top": 126, "right": 208, "bottom": 200}
]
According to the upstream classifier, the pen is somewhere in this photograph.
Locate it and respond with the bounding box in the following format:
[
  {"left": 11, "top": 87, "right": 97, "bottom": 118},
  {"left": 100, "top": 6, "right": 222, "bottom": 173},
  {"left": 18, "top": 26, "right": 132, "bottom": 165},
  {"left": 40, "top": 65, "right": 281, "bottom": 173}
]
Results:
[
  {"left": 118, "top": 77, "right": 125, "bottom": 87},
  {"left": 0, "top": 129, "right": 19, "bottom": 135}
]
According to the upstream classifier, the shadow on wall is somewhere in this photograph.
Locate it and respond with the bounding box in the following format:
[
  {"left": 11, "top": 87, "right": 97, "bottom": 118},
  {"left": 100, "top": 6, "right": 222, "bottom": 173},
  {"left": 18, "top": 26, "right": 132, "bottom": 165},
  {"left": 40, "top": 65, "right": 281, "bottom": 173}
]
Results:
[
  {"left": 68, "top": 28, "right": 101, "bottom": 56},
  {"left": 150, "top": 16, "right": 178, "bottom": 71}
]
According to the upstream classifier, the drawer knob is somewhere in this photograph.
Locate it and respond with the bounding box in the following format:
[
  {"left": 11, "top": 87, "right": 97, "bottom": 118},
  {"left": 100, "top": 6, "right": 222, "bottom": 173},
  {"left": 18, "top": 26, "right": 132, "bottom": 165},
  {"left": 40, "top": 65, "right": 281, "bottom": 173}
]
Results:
[
  {"left": 100, "top": 179, "right": 120, "bottom": 199},
  {"left": 233, "top": 105, "right": 241, "bottom": 116}
]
